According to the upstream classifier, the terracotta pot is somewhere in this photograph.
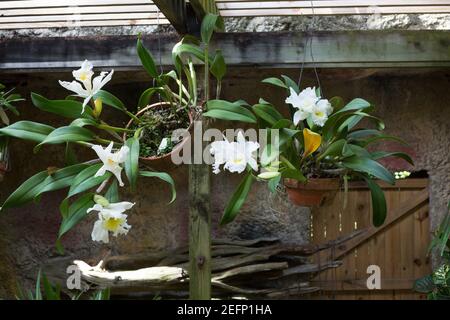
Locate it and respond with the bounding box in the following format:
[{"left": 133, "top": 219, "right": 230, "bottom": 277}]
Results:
[
  {"left": 284, "top": 178, "right": 340, "bottom": 207},
  {"left": 124, "top": 102, "right": 194, "bottom": 171}
]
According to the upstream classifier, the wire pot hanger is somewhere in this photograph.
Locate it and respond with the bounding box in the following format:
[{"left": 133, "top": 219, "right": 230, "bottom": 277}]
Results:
[{"left": 297, "top": 0, "right": 323, "bottom": 97}]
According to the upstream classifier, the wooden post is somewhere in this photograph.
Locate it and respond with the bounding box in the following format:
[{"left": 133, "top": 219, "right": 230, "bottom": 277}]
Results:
[{"left": 188, "top": 138, "right": 211, "bottom": 299}]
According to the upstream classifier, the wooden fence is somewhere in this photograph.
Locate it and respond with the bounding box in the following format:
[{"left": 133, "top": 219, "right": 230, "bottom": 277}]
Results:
[{"left": 310, "top": 178, "right": 431, "bottom": 299}]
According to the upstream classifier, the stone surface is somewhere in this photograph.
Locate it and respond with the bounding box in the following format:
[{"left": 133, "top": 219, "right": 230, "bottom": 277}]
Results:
[{"left": 0, "top": 14, "right": 448, "bottom": 40}]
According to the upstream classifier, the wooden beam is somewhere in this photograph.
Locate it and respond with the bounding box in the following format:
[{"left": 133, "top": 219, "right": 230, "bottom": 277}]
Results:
[
  {"left": 0, "top": 31, "right": 449, "bottom": 71},
  {"left": 152, "top": 0, "right": 190, "bottom": 34},
  {"left": 190, "top": 0, "right": 219, "bottom": 19}
]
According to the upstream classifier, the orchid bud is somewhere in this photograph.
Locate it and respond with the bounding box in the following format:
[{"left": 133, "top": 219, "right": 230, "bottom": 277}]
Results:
[
  {"left": 94, "top": 194, "right": 109, "bottom": 207},
  {"left": 257, "top": 171, "right": 281, "bottom": 180},
  {"left": 93, "top": 98, "right": 103, "bottom": 118}
]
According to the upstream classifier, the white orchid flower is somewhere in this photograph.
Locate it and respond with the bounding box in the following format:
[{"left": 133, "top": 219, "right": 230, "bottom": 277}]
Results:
[
  {"left": 88, "top": 197, "right": 134, "bottom": 243},
  {"left": 311, "top": 99, "right": 333, "bottom": 127},
  {"left": 59, "top": 60, "right": 114, "bottom": 113},
  {"left": 210, "top": 132, "right": 259, "bottom": 174},
  {"left": 91, "top": 142, "right": 129, "bottom": 187},
  {"left": 285, "top": 87, "right": 320, "bottom": 125}
]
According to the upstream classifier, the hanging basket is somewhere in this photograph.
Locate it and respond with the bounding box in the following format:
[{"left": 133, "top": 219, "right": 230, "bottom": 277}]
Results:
[
  {"left": 284, "top": 178, "right": 340, "bottom": 207},
  {"left": 124, "top": 102, "right": 194, "bottom": 171}
]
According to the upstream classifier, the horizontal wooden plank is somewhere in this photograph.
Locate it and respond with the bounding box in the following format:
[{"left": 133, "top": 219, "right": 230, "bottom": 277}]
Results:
[
  {"left": 0, "top": 0, "right": 151, "bottom": 9},
  {"left": 0, "top": 12, "right": 163, "bottom": 24},
  {"left": 311, "top": 278, "right": 416, "bottom": 291},
  {"left": 0, "top": 31, "right": 448, "bottom": 70},
  {"left": 1, "top": 5, "right": 159, "bottom": 17},
  {"left": 348, "top": 179, "right": 429, "bottom": 190},
  {"left": 216, "top": 0, "right": 450, "bottom": 6},
  {"left": 219, "top": 6, "right": 450, "bottom": 16},
  {"left": 0, "top": 19, "right": 169, "bottom": 30}
]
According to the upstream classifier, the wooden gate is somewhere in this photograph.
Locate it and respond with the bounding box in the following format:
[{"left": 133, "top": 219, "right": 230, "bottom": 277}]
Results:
[{"left": 310, "top": 178, "right": 430, "bottom": 299}]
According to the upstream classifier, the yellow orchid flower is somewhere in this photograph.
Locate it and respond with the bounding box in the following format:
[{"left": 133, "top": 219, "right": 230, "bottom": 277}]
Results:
[{"left": 302, "top": 128, "right": 322, "bottom": 158}]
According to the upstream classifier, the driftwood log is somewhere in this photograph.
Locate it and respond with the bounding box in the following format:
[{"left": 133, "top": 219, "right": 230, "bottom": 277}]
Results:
[{"left": 57, "top": 231, "right": 363, "bottom": 299}]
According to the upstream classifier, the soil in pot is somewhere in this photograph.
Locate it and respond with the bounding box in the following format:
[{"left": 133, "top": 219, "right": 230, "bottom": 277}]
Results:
[{"left": 126, "top": 102, "right": 191, "bottom": 159}]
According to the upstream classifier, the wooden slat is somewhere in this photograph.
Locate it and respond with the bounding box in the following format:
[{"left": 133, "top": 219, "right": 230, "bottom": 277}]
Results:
[
  {"left": 219, "top": 6, "right": 450, "bottom": 16},
  {"left": 0, "top": 12, "right": 163, "bottom": 24},
  {"left": 216, "top": 0, "right": 450, "bottom": 8},
  {"left": 0, "top": 0, "right": 151, "bottom": 9},
  {"left": 311, "top": 278, "right": 419, "bottom": 291},
  {"left": 1, "top": 5, "right": 159, "bottom": 17},
  {"left": 328, "top": 189, "right": 429, "bottom": 260},
  {"left": 0, "top": 19, "right": 169, "bottom": 30}
]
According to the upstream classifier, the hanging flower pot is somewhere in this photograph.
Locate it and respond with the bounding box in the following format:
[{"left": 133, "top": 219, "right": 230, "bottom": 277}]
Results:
[
  {"left": 124, "top": 102, "right": 194, "bottom": 170},
  {"left": 284, "top": 178, "right": 340, "bottom": 207}
]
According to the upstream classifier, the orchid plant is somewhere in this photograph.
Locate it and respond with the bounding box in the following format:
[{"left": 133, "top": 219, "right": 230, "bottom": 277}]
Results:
[
  {"left": 0, "top": 59, "right": 176, "bottom": 247},
  {"left": 125, "top": 14, "right": 225, "bottom": 157},
  {"left": 0, "top": 83, "right": 24, "bottom": 176},
  {"left": 204, "top": 75, "right": 414, "bottom": 227}
]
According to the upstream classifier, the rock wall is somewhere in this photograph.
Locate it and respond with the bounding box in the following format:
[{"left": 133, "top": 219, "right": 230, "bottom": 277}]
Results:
[{"left": 0, "top": 14, "right": 448, "bottom": 39}]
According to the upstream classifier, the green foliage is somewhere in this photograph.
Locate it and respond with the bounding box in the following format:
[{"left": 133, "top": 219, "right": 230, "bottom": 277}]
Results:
[
  {"left": 221, "top": 171, "right": 254, "bottom": 225},
  {"left": 137, "top": 37, "right": 158, "bottom": 78},
  {"left": 16, "top": 269, "right": 111, "bottom": 300},
  {"left": 204, "top": 100, "right": 257, "bottom": 123},
  {"left": 139, "top": 170, "right": 176, "bottom": 204},
  {"left": 0, "top": 121, "right": 54, "bottom": 143},
  {"left": 31, "top": 92, "right": 93, "bottom": 119},
  {"left": 206, "top": 75, "right": 413, "bottom": 227},
  {"left": 0, "top": 83, "right": 24, "bottom": 125},
  {"left": 414, "top": 202, "right": 450, "bottom": 299},
  {"left": 124, "top": 137, "right": 140, "bottom": 192}
]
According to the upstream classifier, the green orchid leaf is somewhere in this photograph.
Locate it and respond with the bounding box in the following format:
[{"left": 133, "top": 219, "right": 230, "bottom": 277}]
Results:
[
  {"left": 363, "top": 176, "right": 387, "bottom": 227},
  {"left": 204, "top": 100, "right": 257, "bottom": 123},
  {"left": 348, "top": 129, "right": 382, "bottom": 140},
  {"left": 370, "top": 151, "right": 414, "bottom": 165},
  {"left": 0, "top": 121, "right": 54, "bottom": 142},
  {"left": 0, "top": 171, "right": 49, "bottom": 211},
  {"left": 137, "top": 87, "right": 167, "bottom": 108},
  {"left": 139, "top": 171, "right": 176, "bottom": 203},
  {"left": 201, "top": 13, "right": 224, "bottom": 45},
  {"left": 251, "top": 103, "right": 283, "bottom": 126},
  {"left": 68, "top": 164, "right": 111, "bottom": 198},
  {"left": 105, "top": 180, "right": 119, "bottom": 203},
  {"left": 58, "top": 193, "right": 95, "bottom": 238},
  {"left": 35, "top": 126, "right": 95, "bottom": 152},
  {"left": 93, "top": 90, "right": 126, "bottom": 111},
  {"left": 137, "top": 37, "right": 158, "bottom": 78},
  {"left": 262, "top": 77, "right": 287, "bottom": 89},
  {"left": 125, "top": 137, "right": 140, "bottom": 192},
  {"left": 342, "top": 156, "right": 395, "bottom": 184},
  {"left": 31, "top": 92, "right": 93, "bottom": 119},
  {"left": 210, "top": 49, "right": 226, "bottom": 81},
  {"left": 38, "top": 164, "right": 90, "bottom": 196},
  {"left": 70, "top": 118, "right": 98, "bottom": 128},
  {"left": 221, "top": 171, "right": 254, "bottom": 225},
  {"left": 281, "top": 75, "right": 299, "bottom": 93},
  {"left": 329, "top": 96, "right": 345, "bottom": 112},
  {"left": 282, "top": 168, "right": 307, "bottom": 182},
  {"left": 318, "top": 139, "right": 346, "bottom": 160}
]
